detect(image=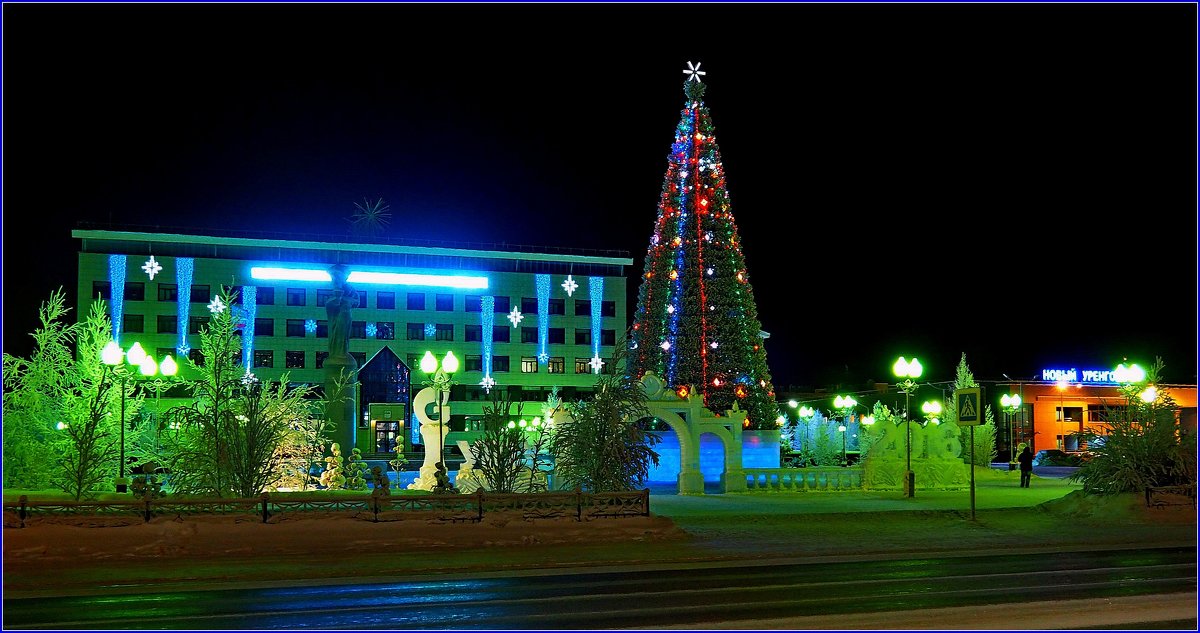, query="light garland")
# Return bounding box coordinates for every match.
[108,255,126,343]
[241,286,257,373]
[176,257,194,355]
[481,295,494,388]
[589,276,604,361]
[536,274,550,364]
